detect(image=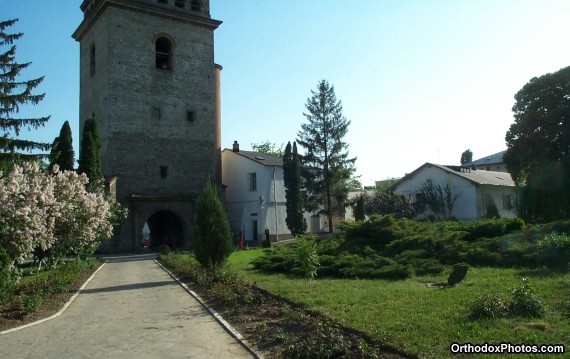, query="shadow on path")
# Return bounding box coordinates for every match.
[81,281,176,294]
